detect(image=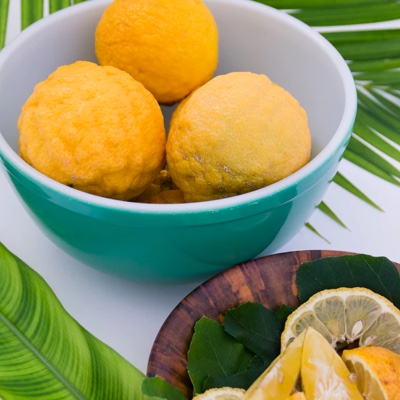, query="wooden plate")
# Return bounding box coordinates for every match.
[146,250,400,398]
